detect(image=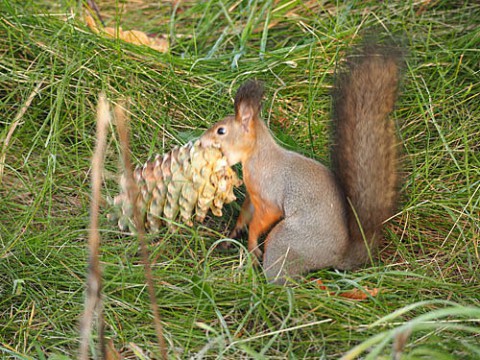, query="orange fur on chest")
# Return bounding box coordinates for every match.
[244,170,283,248]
